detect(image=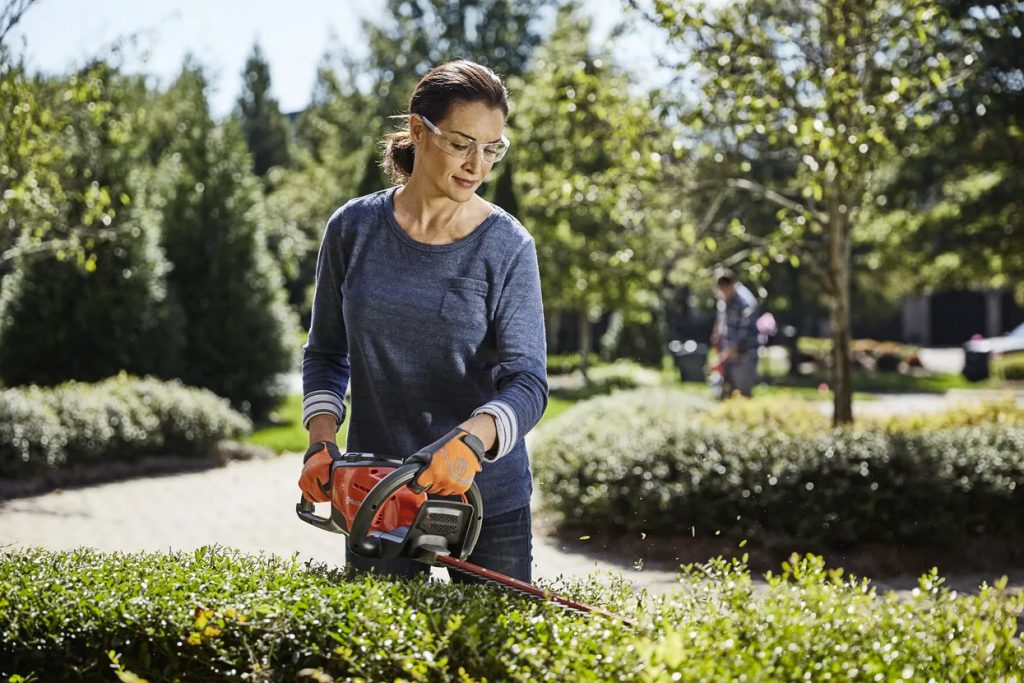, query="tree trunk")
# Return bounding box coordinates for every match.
[599,310,623,362]
[828,212,854,425]
[579,308,592,386]
[787,265,802,377]
[546,310,562,354]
